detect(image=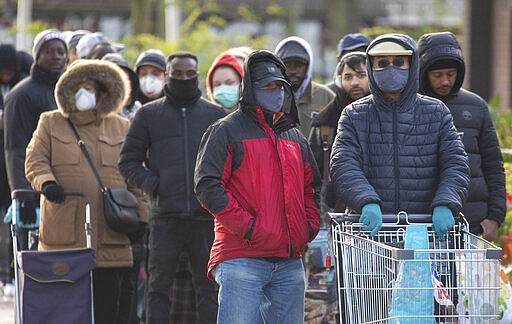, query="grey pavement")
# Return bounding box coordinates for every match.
[0,300,14,324]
